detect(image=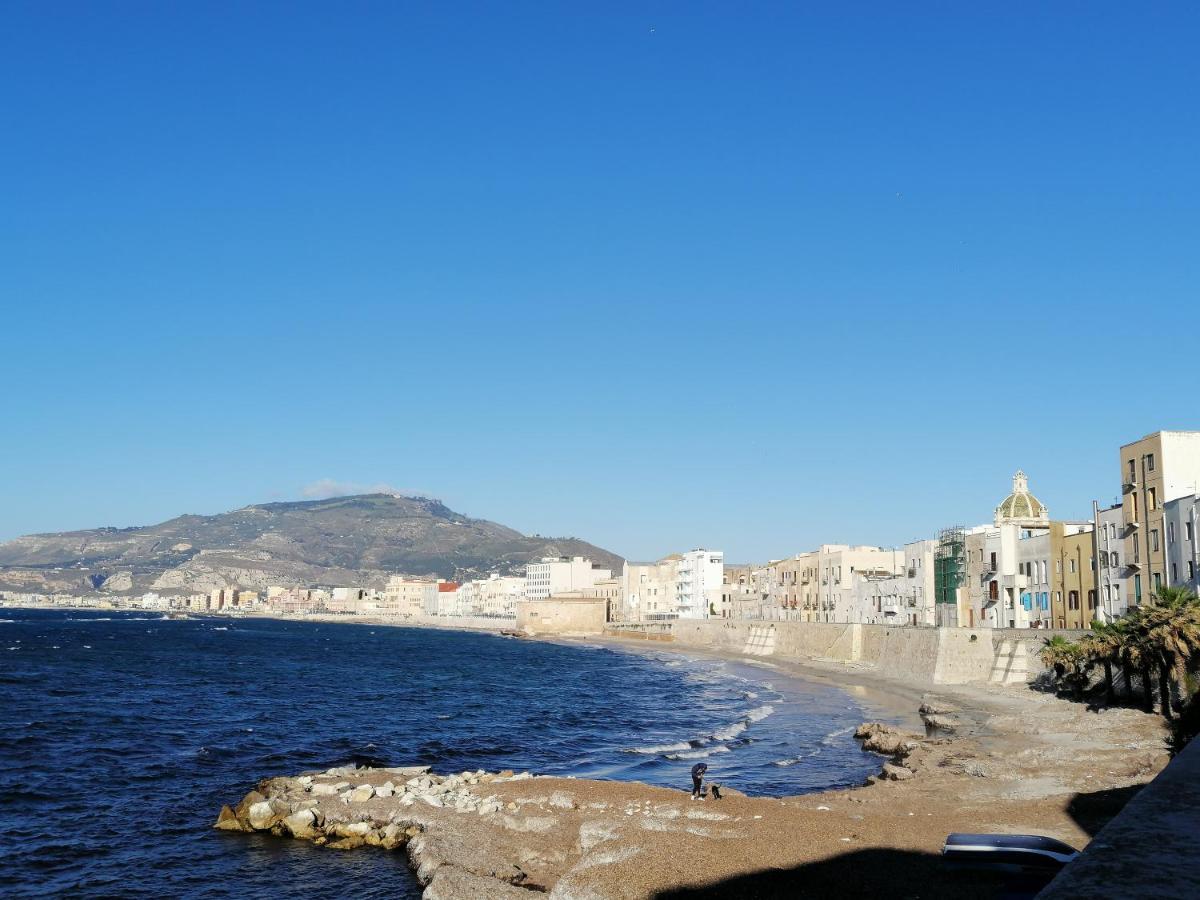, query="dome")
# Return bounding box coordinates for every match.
[995,470,1048,525]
